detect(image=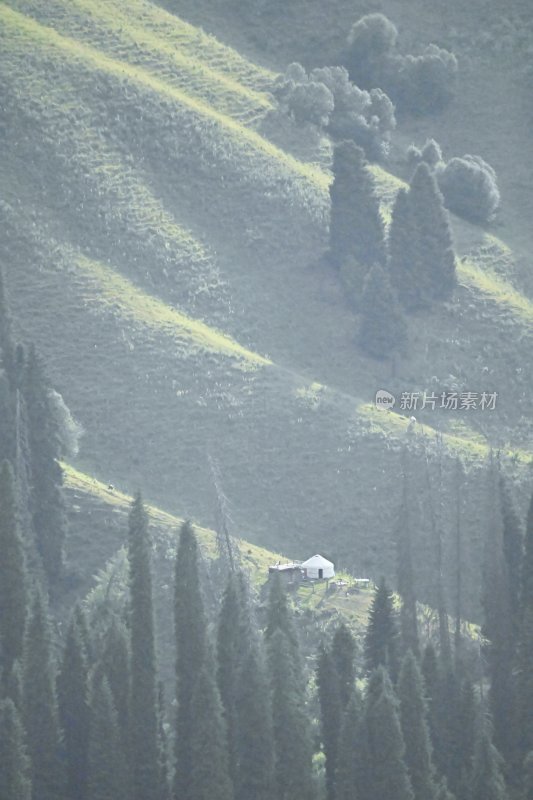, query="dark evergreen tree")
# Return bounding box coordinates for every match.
[364,580,399,679]
[22,590,65,800]
[336,690,363,800]
[265,571,299,652]
[87,674,128,800]
[358,263,407,361]
[157,682,170,800]
[398,650,437,800]
[23,345,67,585]
[127,492,160,800]
[396,470,419,658]
[517,489,533,759]
[268,628,315,800]
[408,163,456,301]
[57,615,90,800]
[329,140,385,269]
[99,618,131,743]
[317,645,343,800]
[217,574,244,784]
[234,646,275,800]
[174,521,207,800]
[0,460,28,682]
[331,623,356,708]
[0,697,32,800]
[387,187,423,309]
[190,659,233,800]
[455,680,476,795]
[364,666,414,800]
[471,718,507,800]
